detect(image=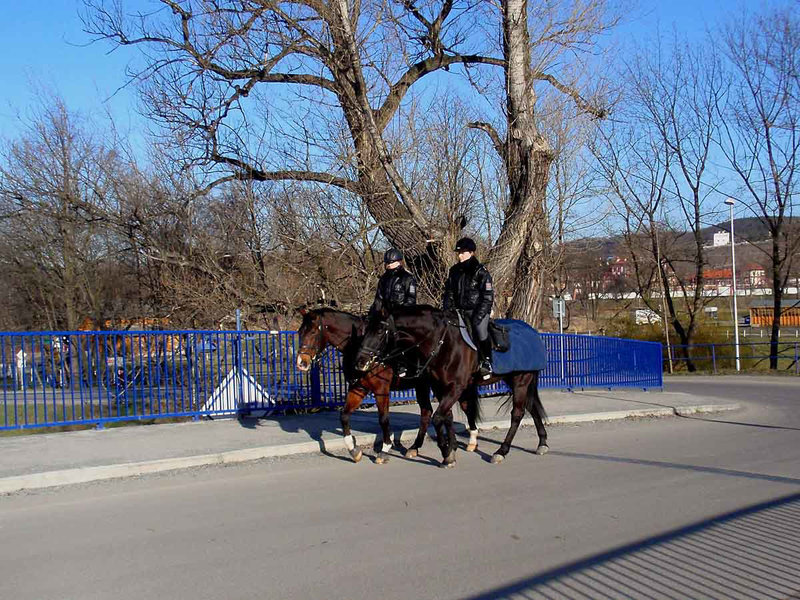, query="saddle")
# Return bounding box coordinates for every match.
[455,311,511,353]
